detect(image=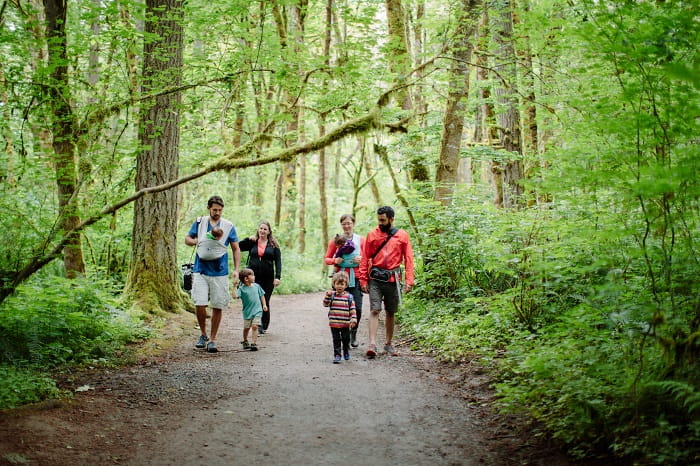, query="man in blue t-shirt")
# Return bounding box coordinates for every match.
[185,195,241,353]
